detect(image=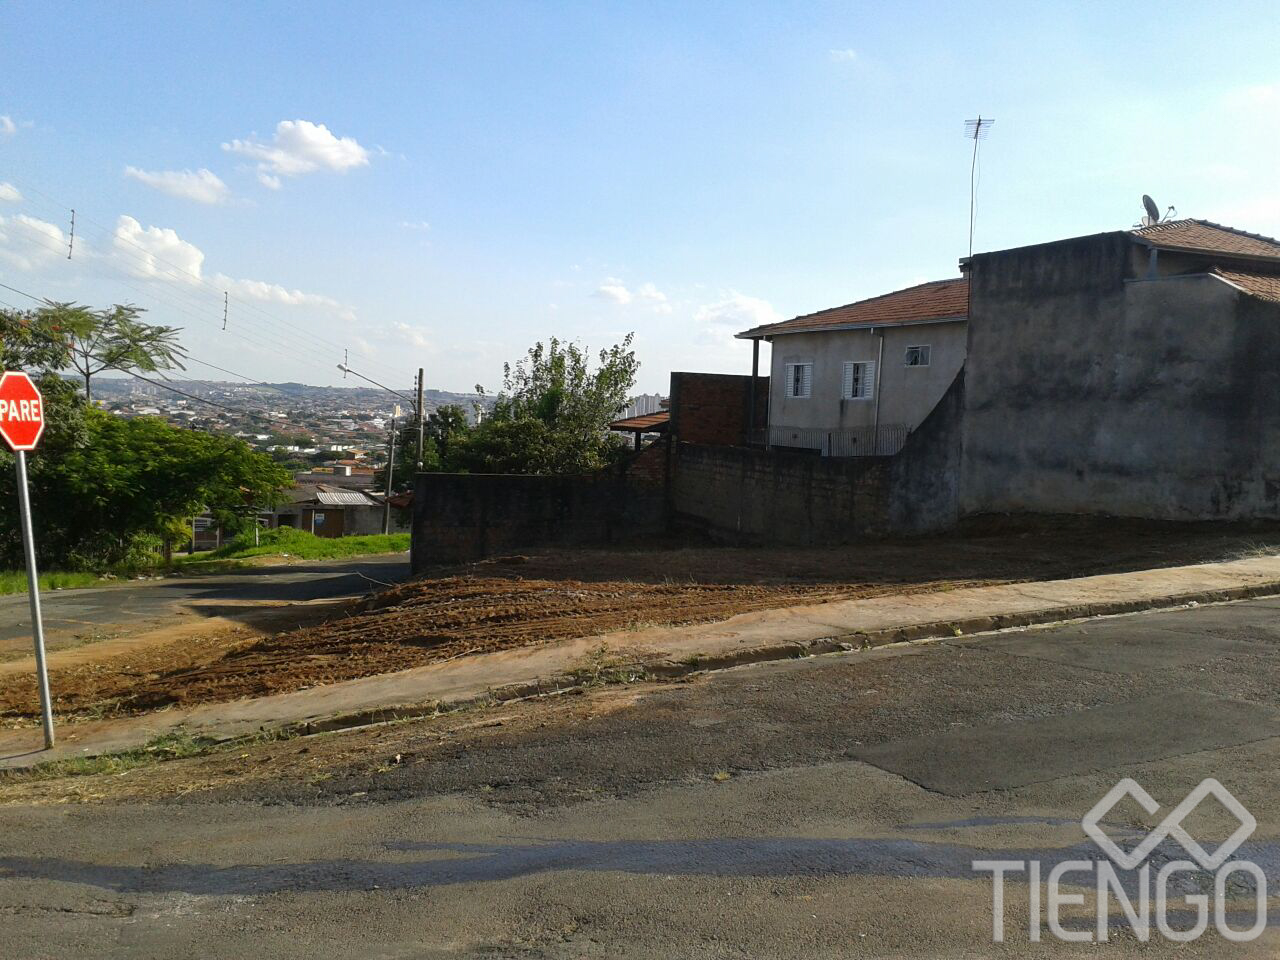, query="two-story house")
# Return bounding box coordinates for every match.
[737,277,968,456]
